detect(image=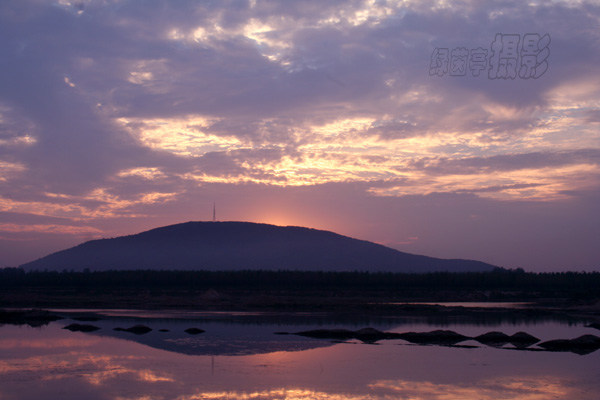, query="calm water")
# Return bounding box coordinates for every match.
[394,302,534,308]
[1,309,599,400]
